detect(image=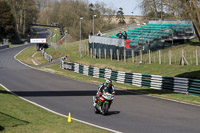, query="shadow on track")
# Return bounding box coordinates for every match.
[12,90,141,97]
[106,111,120,116]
